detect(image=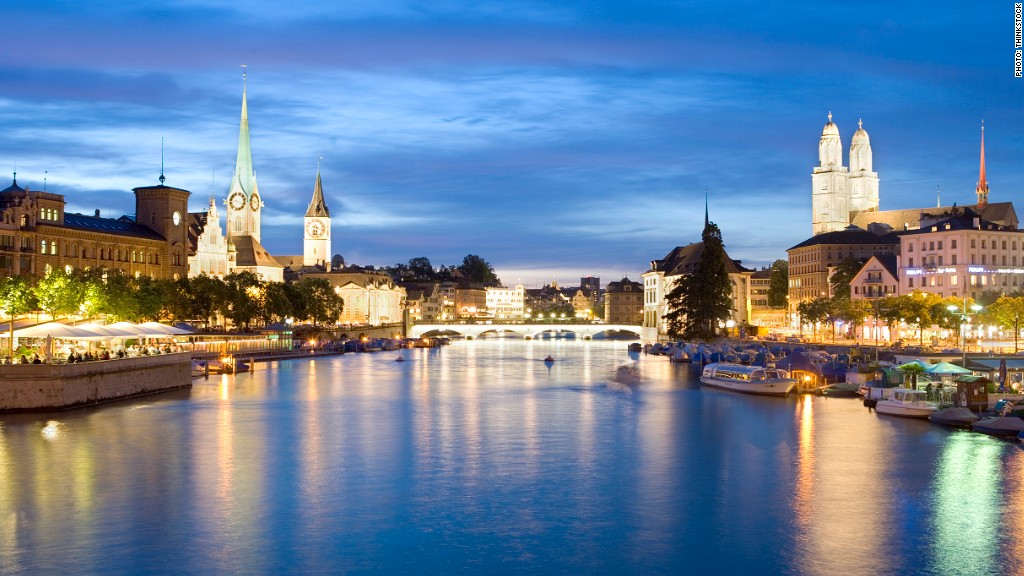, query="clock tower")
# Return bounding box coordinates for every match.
[225,67,262,243]
[303,163,331,268]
